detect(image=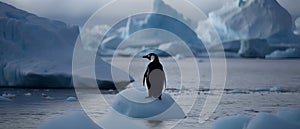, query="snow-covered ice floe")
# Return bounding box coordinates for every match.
[213,108,300,129]
[112,87,186,120]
